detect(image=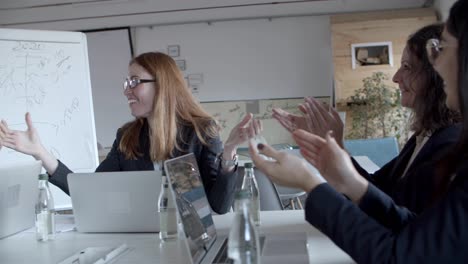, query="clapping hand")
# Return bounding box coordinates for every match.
[224,113,262,152]
[301,97,345,148]
[273,97,345,148]
[248,140,325,193]
[292,129,368,203]
[272,107,308,132]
